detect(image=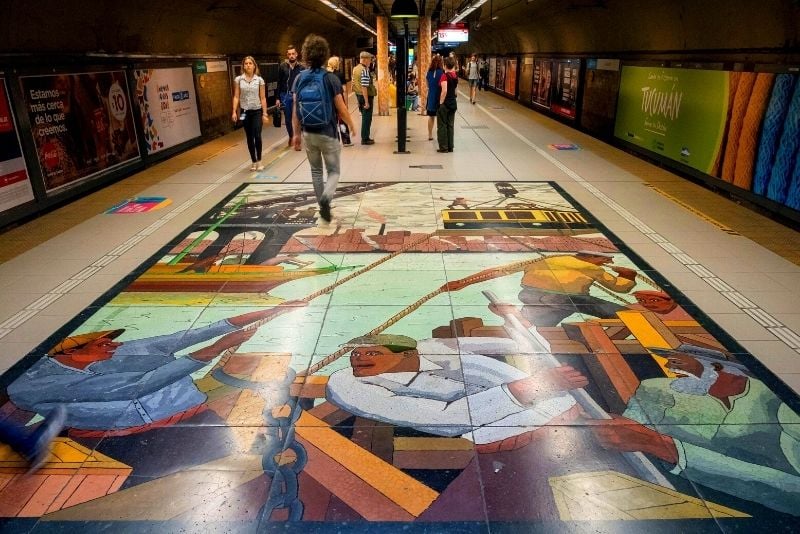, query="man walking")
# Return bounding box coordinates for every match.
[352,51,376,145]
[292,34,357,223]
[278,44,304,146]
